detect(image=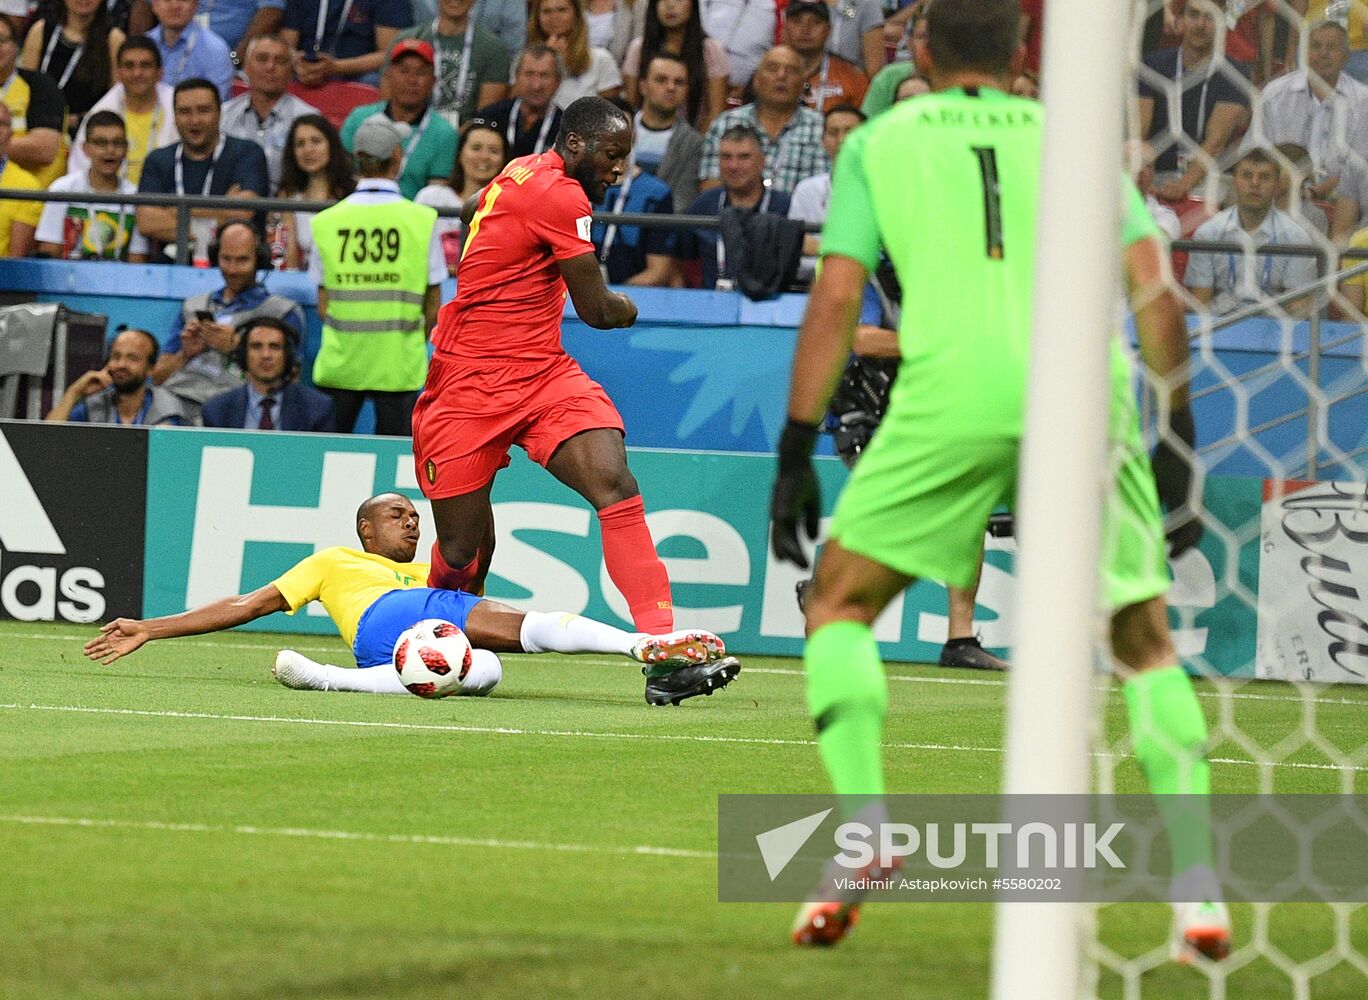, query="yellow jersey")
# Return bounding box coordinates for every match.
[272,547,430,651]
